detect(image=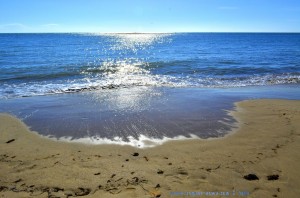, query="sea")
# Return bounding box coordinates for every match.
[1,33,300,147]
